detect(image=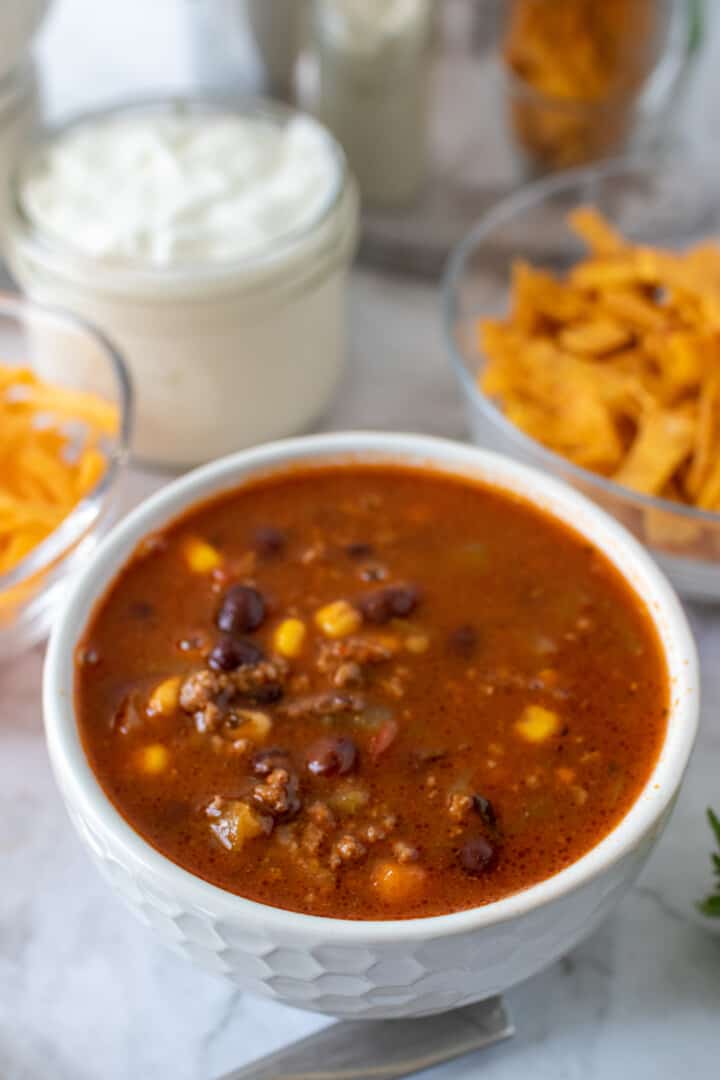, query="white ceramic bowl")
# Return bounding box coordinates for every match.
[43,433,699,1019]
